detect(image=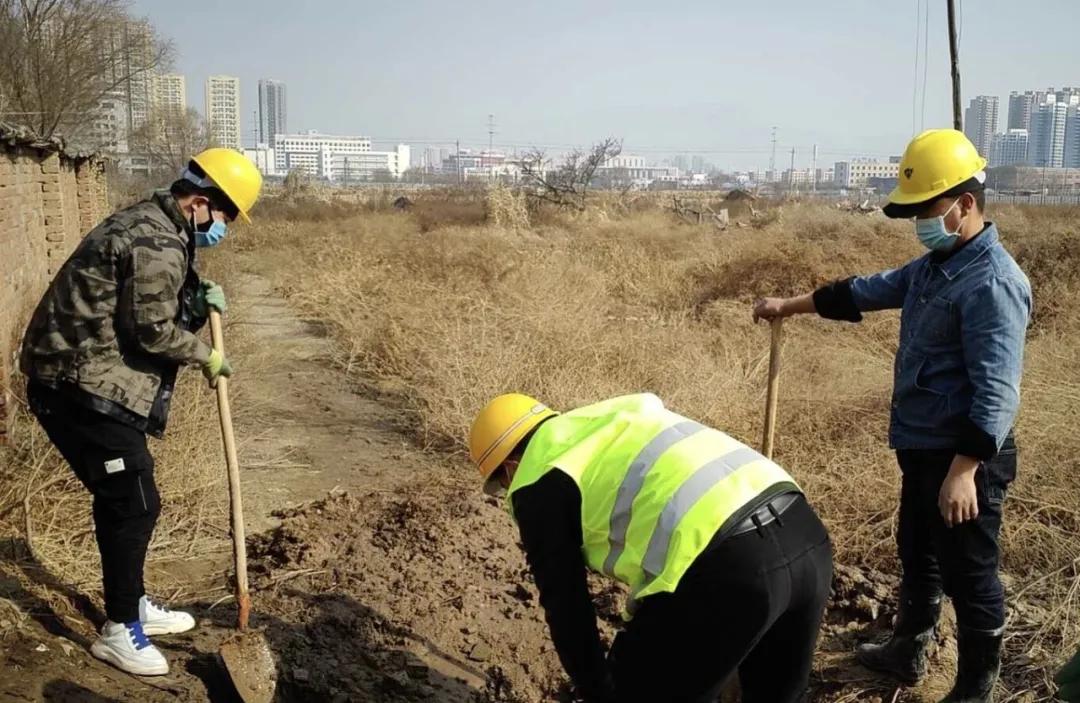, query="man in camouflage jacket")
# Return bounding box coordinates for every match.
[20,149,261,676]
